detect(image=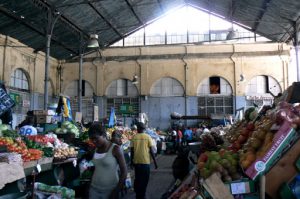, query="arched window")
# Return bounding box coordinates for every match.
[106,79,139,118]
[150,77,184,97]
[197,76,233,116]
[10,69,29,91]
[65,80,94,97]
[106,79,138,97]
[245,75,282,108]
[9,69,31,127]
